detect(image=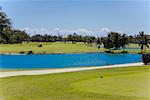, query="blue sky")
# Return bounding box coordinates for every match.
[0,0,149,36]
